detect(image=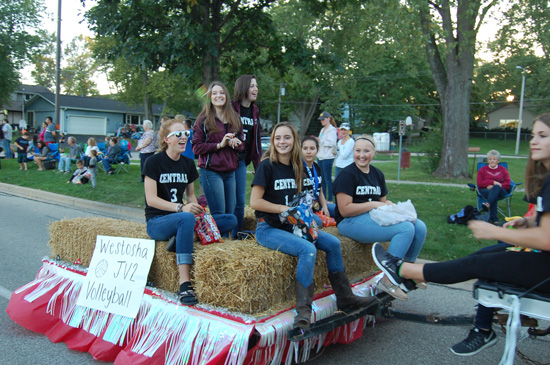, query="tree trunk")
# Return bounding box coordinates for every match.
[202,52,220,86]
[295,94,320,140]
